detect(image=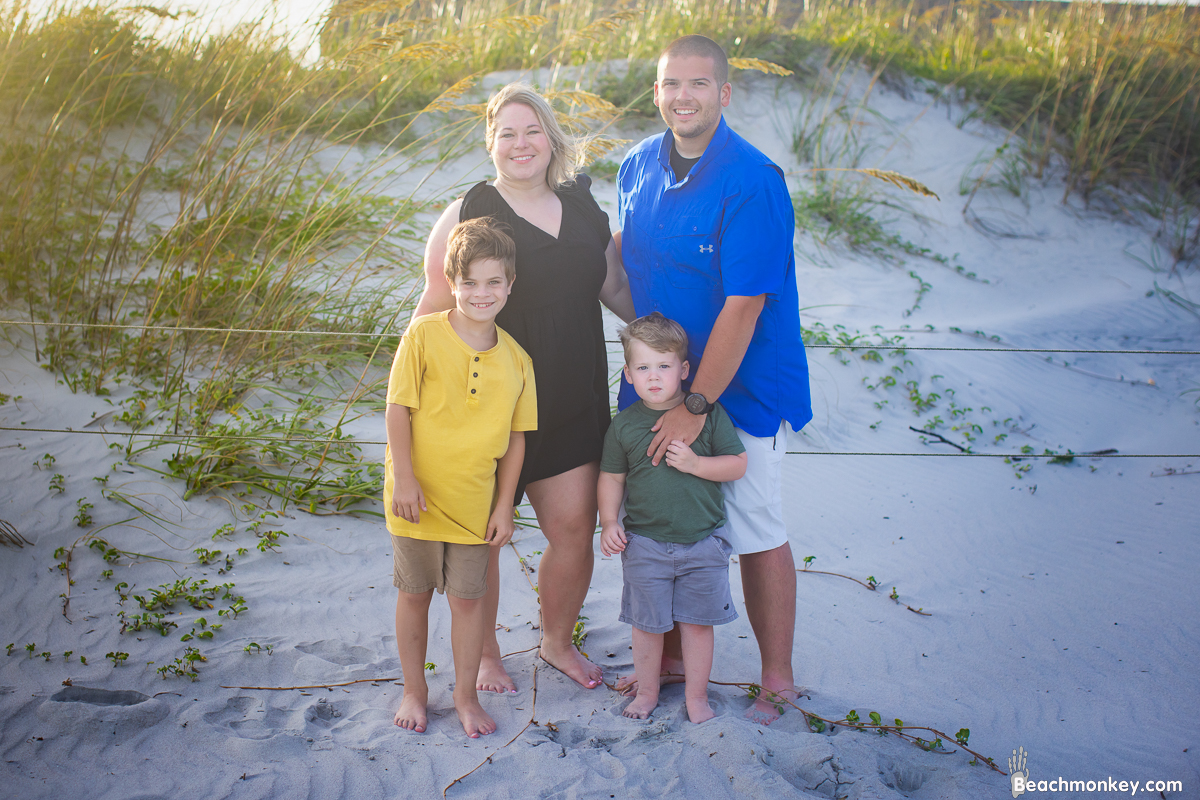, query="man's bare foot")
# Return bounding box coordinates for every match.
[476,655,517,694]
[455,697,497,739]
[393,692,428,732]
[622,693,657,720]
[614,656,685,696]
[539,644,602,689]
[686,696,715,724]
[744,685,804,726]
